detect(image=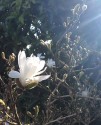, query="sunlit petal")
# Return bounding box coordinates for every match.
[35,60,45,73]
[18,51,26,69]
[33,67,47,76]
[8,70,20,78]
